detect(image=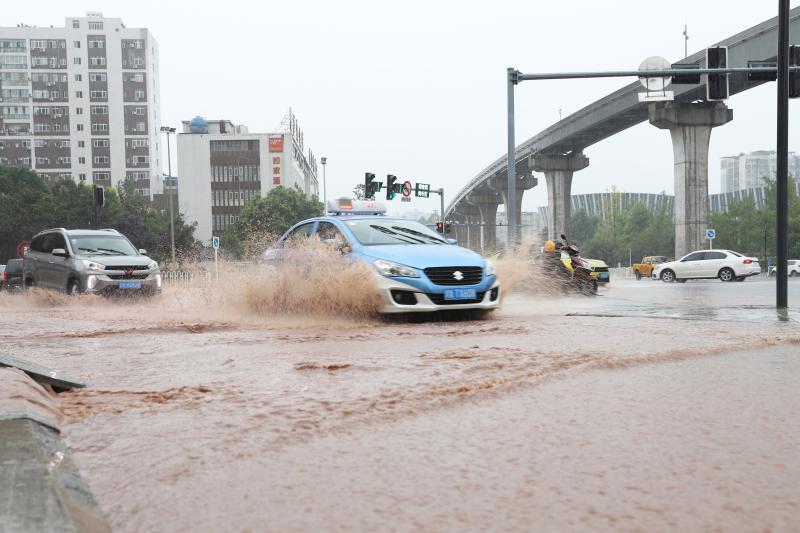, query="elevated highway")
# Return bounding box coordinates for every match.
[447,7,800,256]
